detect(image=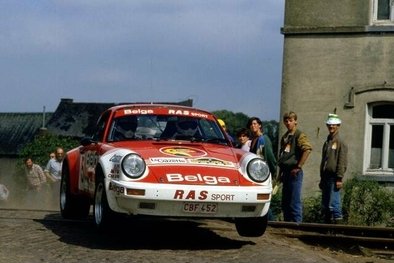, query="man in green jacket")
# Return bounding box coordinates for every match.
[278,111,312,223]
